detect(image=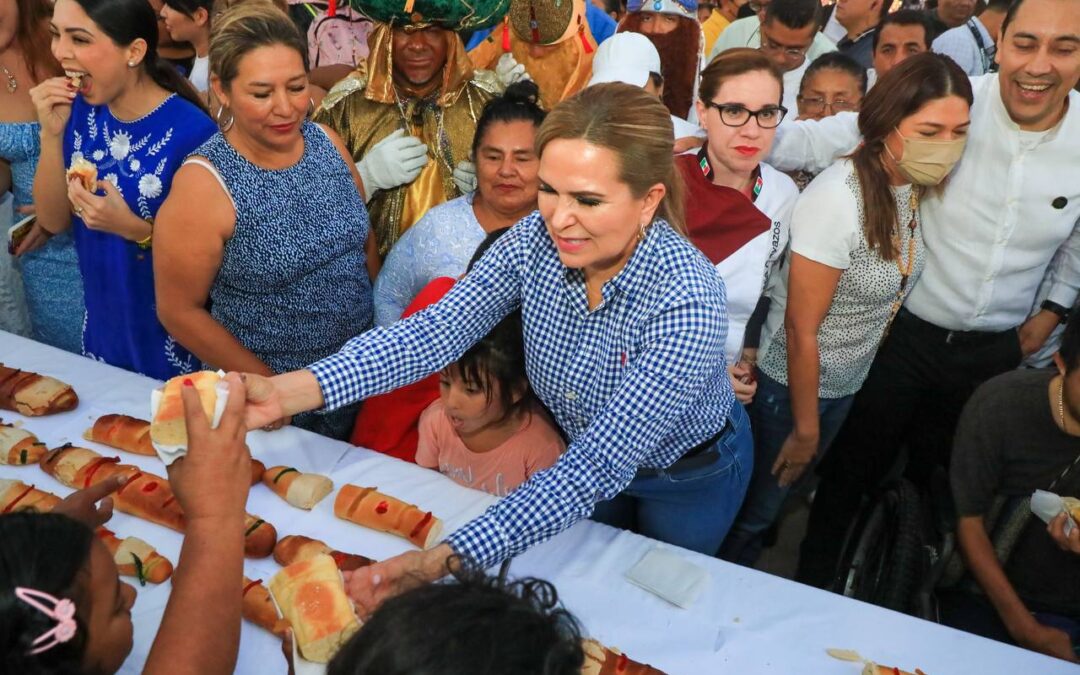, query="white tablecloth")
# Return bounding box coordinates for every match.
[1,331,1074,674]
